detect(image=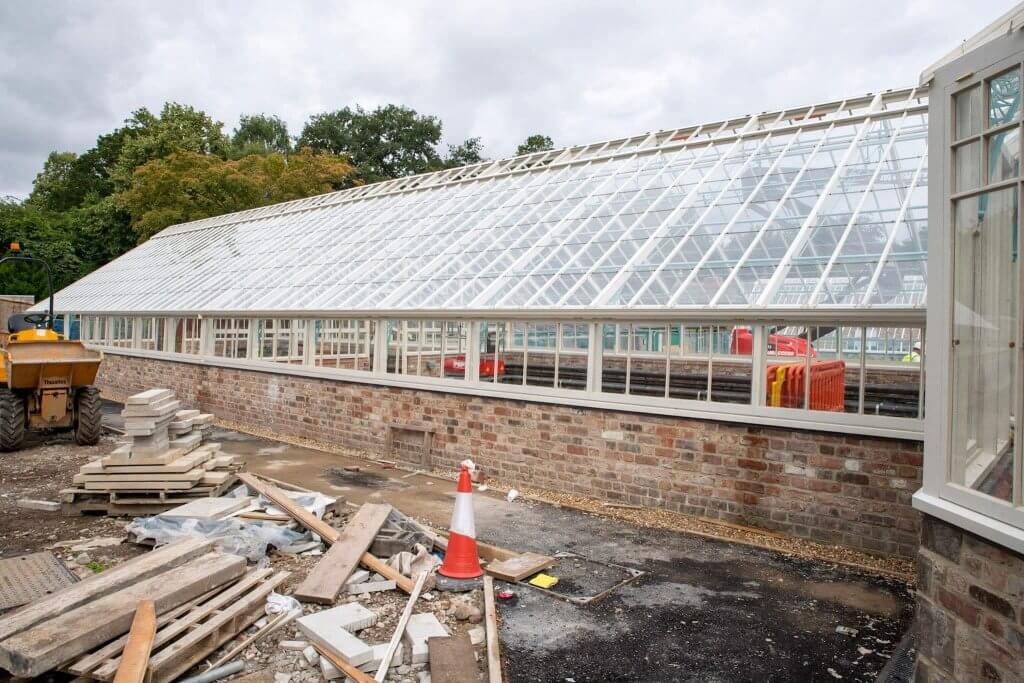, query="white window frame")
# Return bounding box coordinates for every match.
[915,31,1024,553]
